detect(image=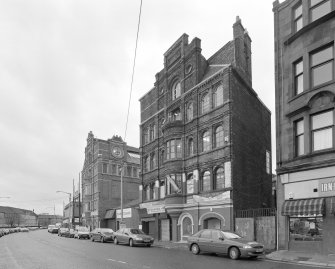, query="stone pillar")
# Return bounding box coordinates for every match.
[193,169,199,194]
